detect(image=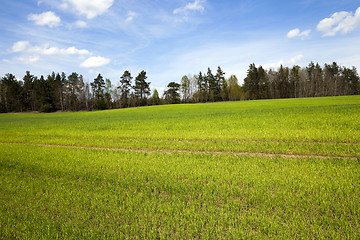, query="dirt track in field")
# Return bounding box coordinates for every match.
[1,141,358,160]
